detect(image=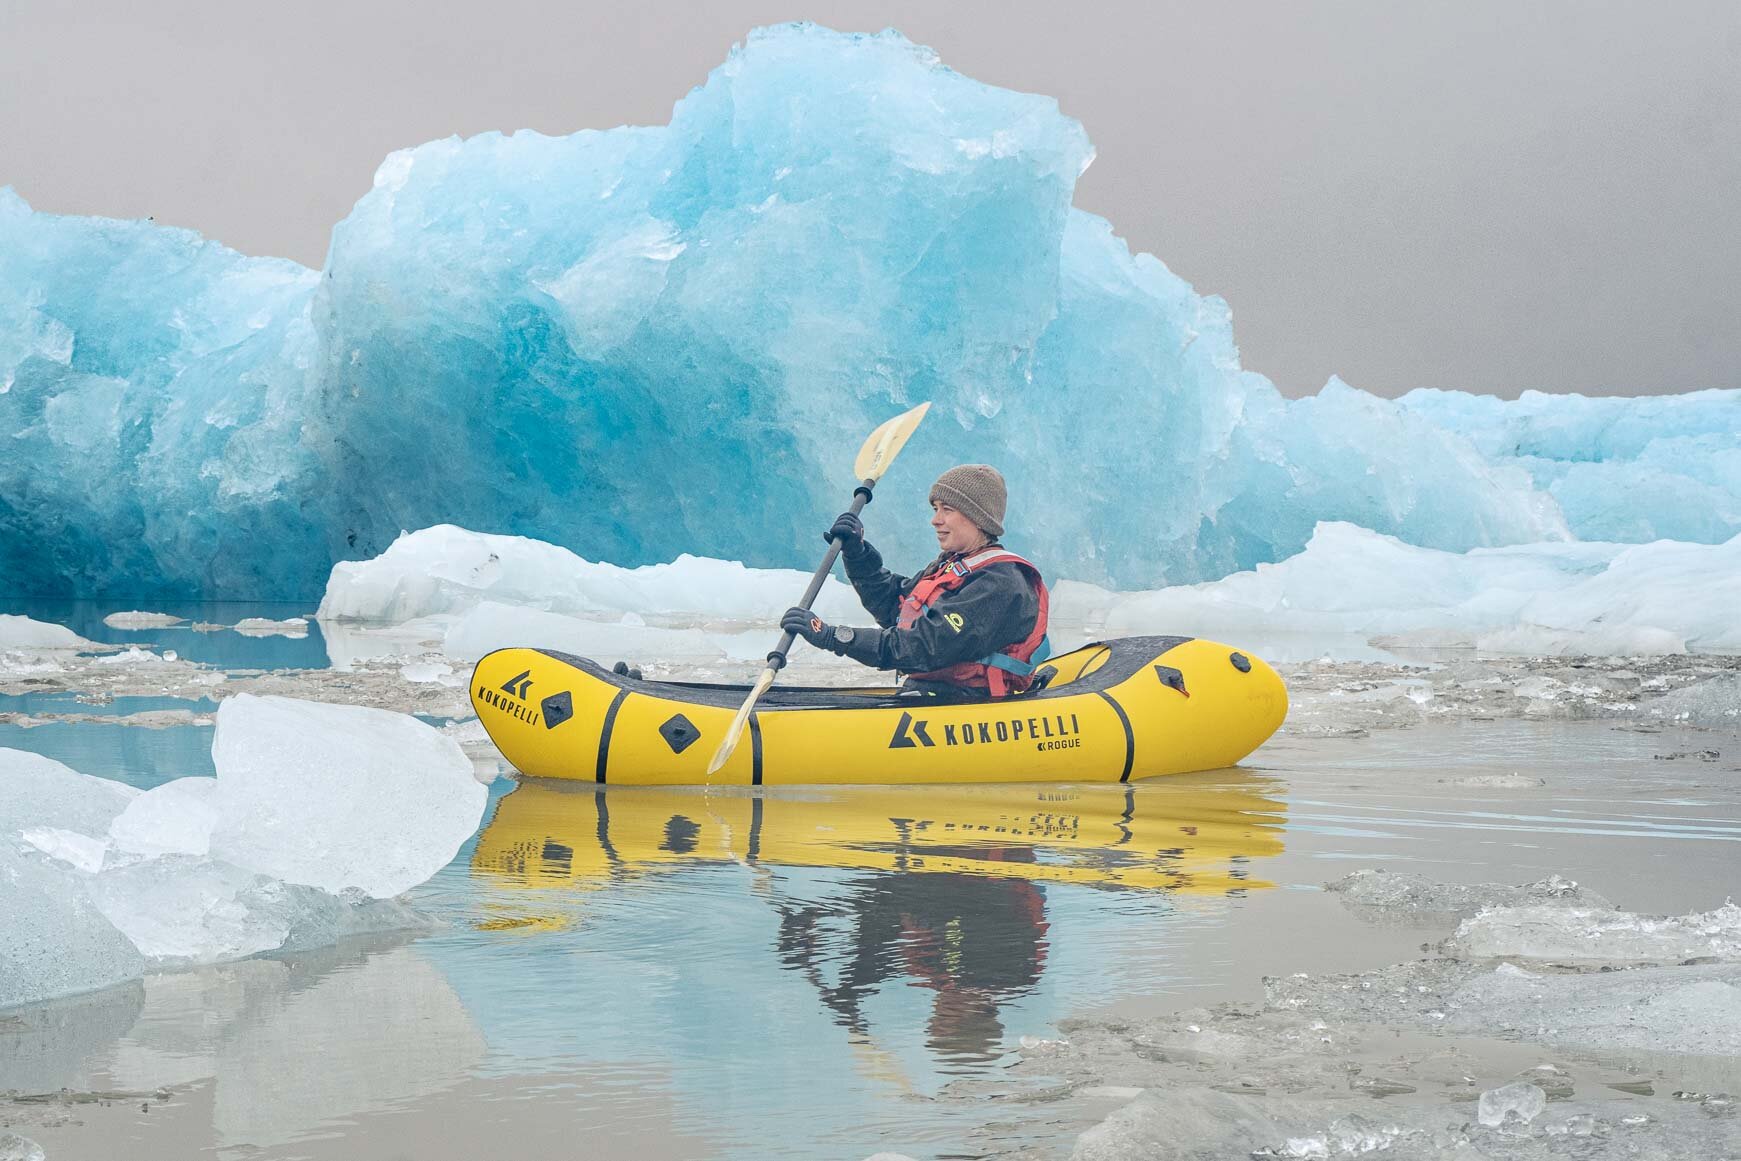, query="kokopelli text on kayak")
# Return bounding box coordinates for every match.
[476,683,542,726]
[888,710,1081,750]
